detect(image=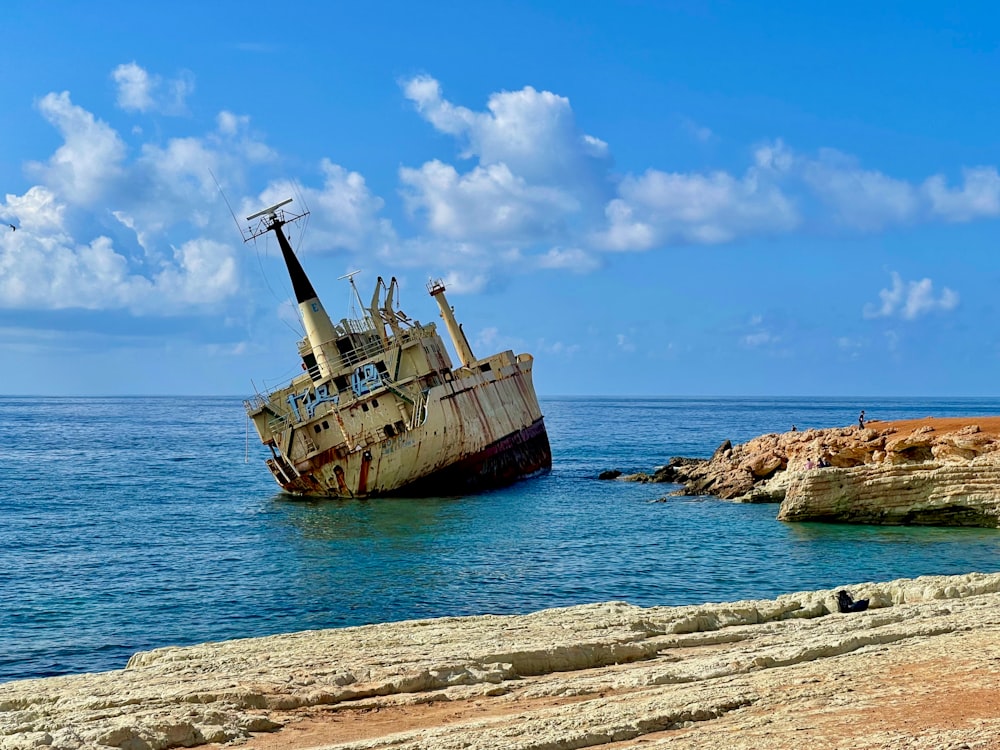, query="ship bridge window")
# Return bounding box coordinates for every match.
[361,403,369,412]
[394,420,406,434]
[313,424,322,434]
[333,375,350,392]
[479,363,492,373]
[384,423,396,438]
[372,399,379,408]
[302,353,322,381]
[335,336,357,366]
